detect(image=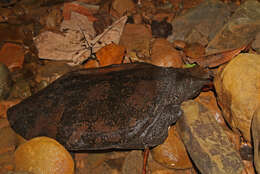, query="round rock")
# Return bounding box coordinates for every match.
[14,136,74,174]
